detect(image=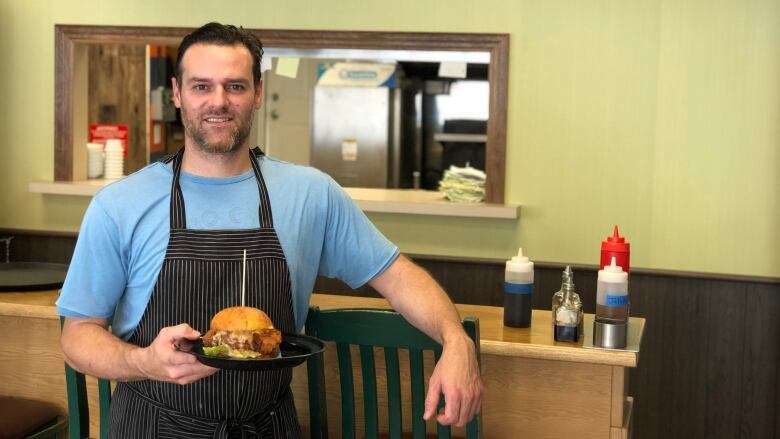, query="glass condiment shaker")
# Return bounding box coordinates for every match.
[552,266,583,342]
[551,266,572,324]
